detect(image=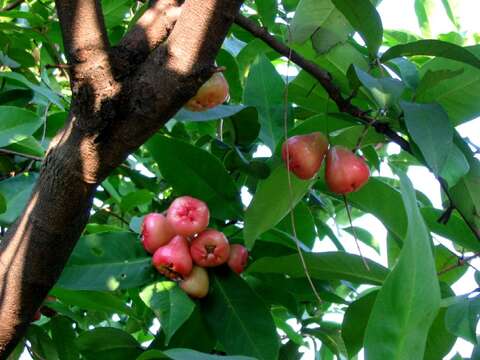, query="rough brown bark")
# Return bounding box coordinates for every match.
[0,0,243,357]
